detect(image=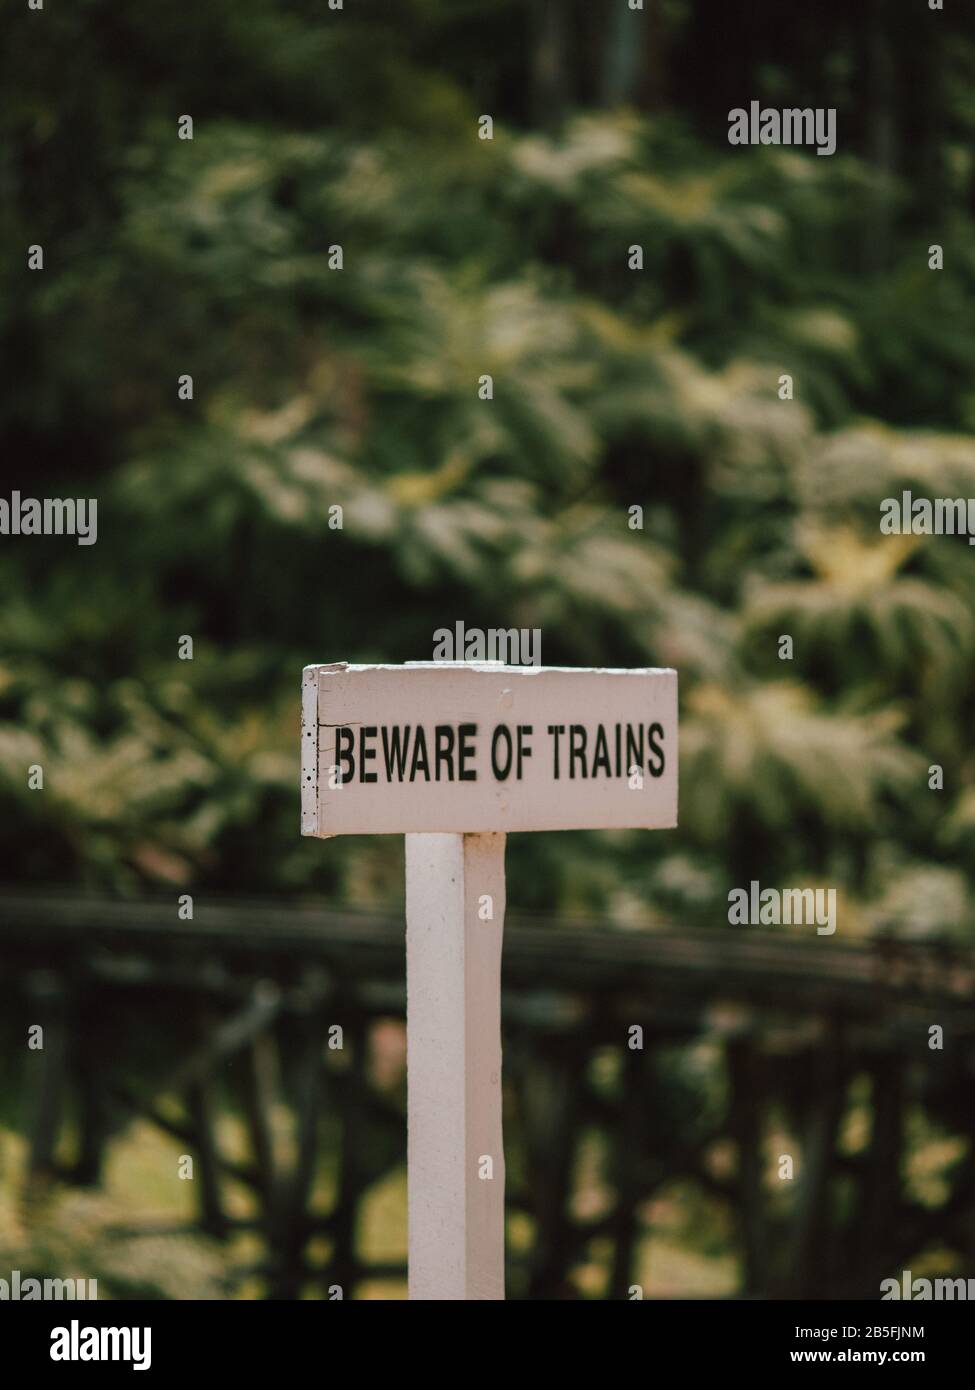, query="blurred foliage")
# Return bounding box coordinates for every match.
[1,0,975,936]
[0,1133,229,1300]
